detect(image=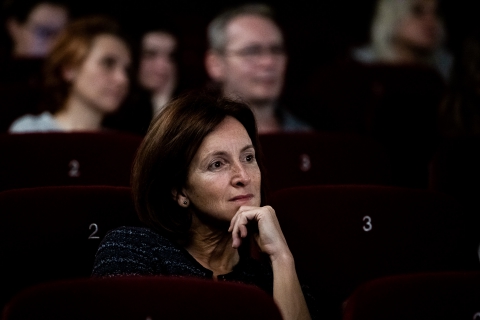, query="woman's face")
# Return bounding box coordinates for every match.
[183,116,261,223]
[67,34,131,114]
[138,31,177,94]
[9,3,68,57]
[395,0,442,51]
